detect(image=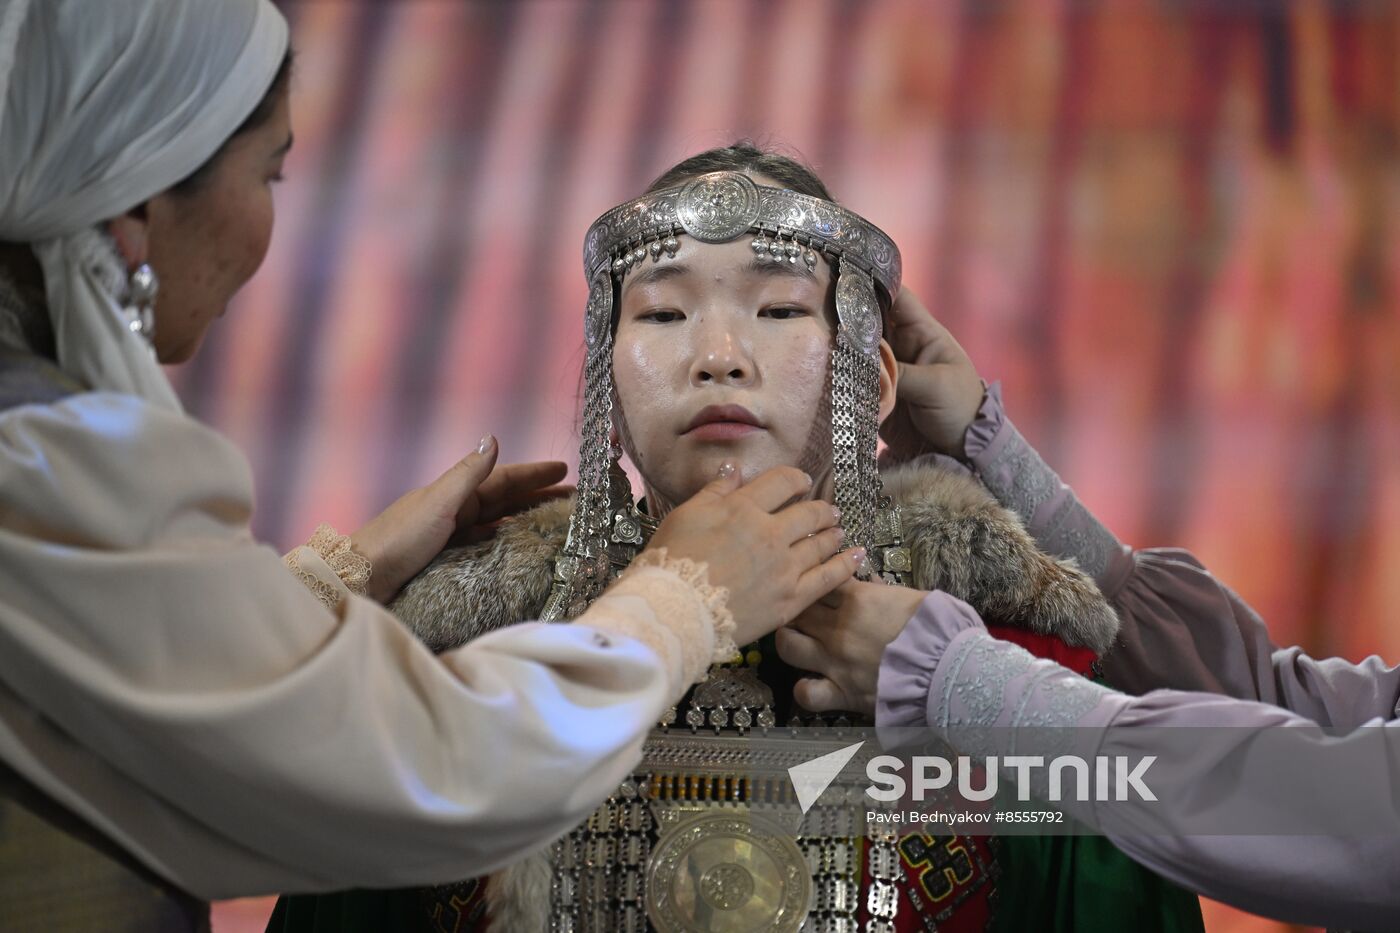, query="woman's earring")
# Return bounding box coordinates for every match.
[123,263,158,342]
